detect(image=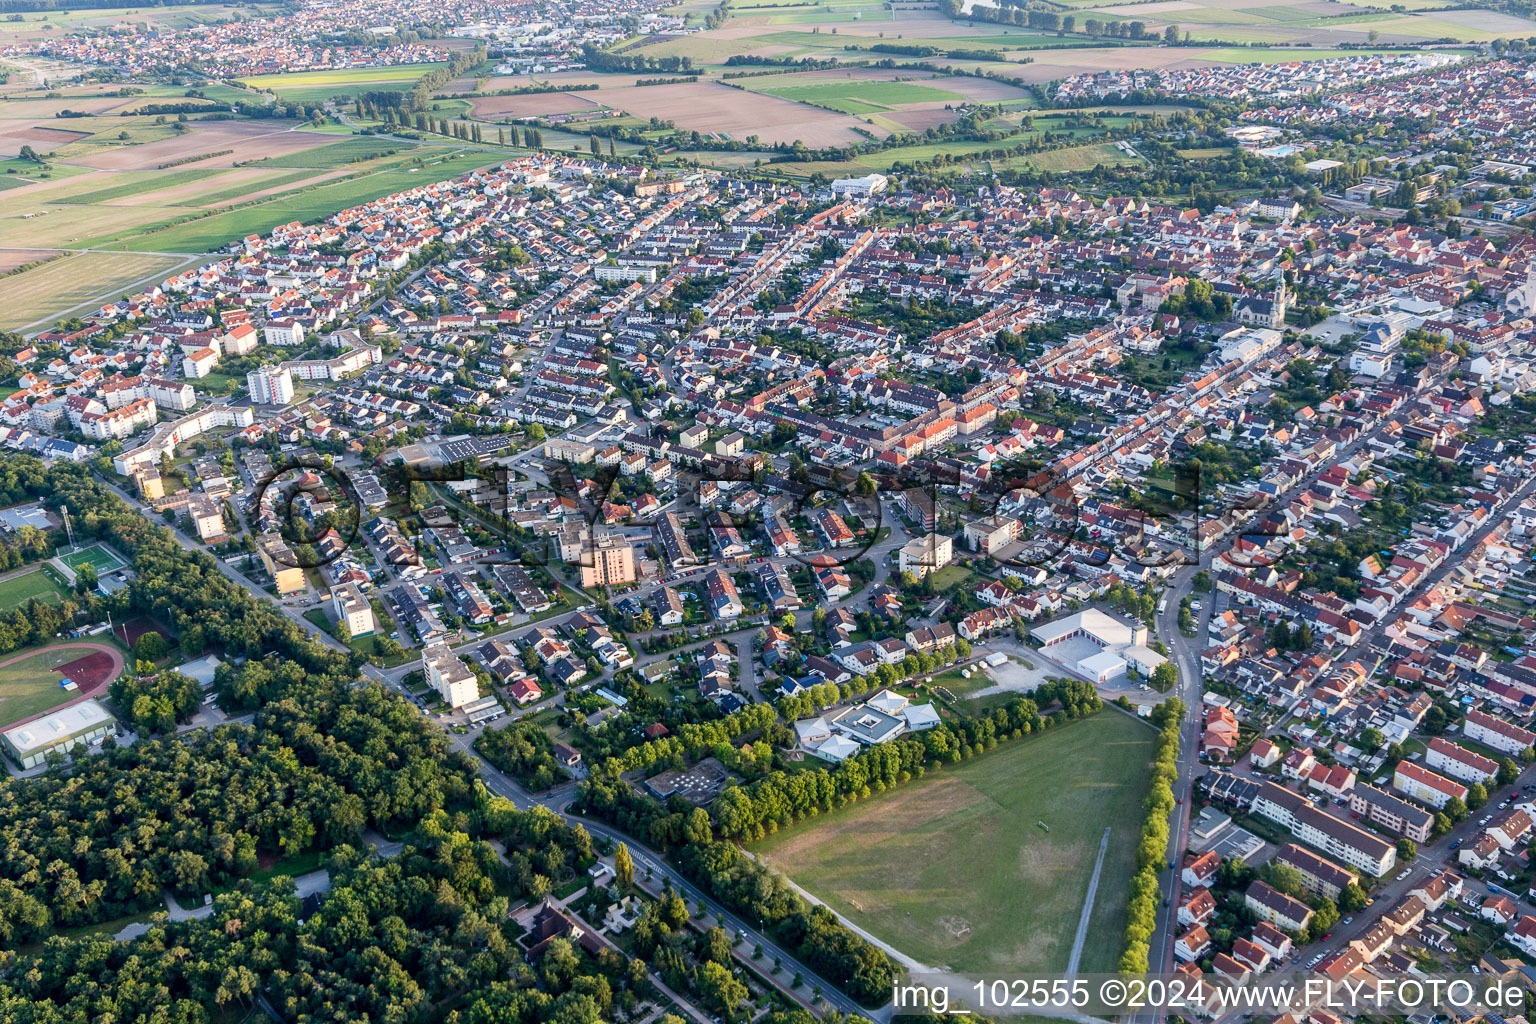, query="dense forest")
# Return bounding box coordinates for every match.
[2,803,598,1024]
[0,457,479,938]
